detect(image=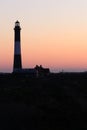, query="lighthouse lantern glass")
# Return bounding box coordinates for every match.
[15,21,20,27]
